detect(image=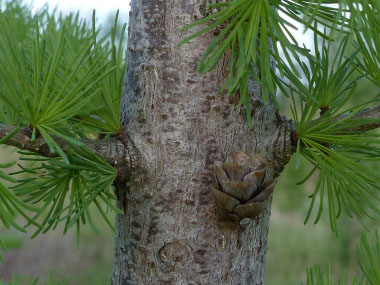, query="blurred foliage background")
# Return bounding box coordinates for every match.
[0,2,379,285]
